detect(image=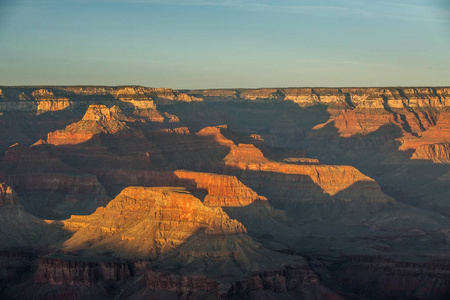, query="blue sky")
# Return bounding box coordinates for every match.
[0,0,449,88]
